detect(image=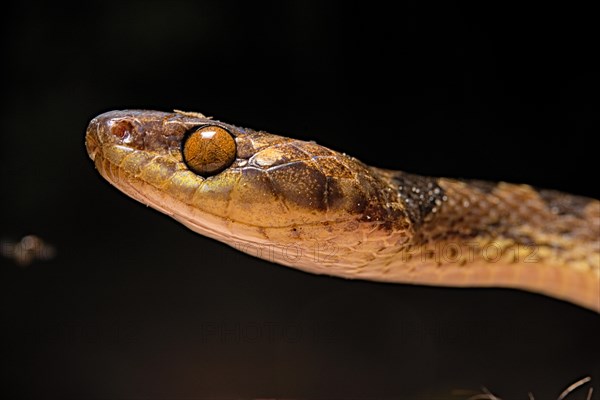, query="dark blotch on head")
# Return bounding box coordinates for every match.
[267,161,327,210]
[240,167,277,197]
[325,178,367,214]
